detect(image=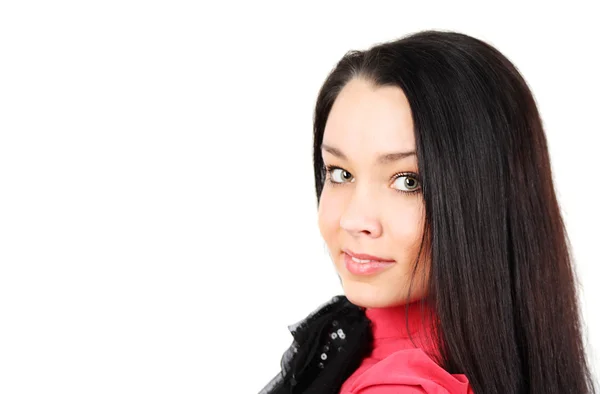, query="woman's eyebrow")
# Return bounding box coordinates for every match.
[321,143,416,164]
